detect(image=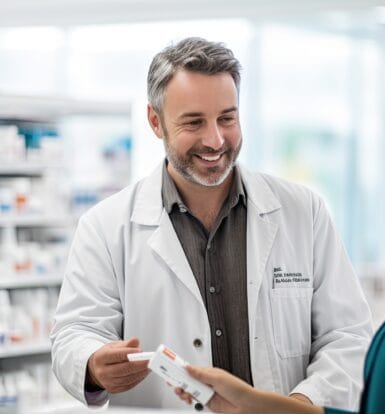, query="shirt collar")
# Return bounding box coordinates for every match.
[229,164,247,209]
[162,161,186,214]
